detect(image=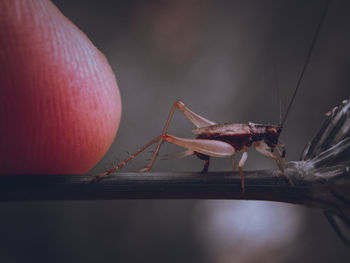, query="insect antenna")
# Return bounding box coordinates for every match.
[273,64,283,125]
[280,0,331,129]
